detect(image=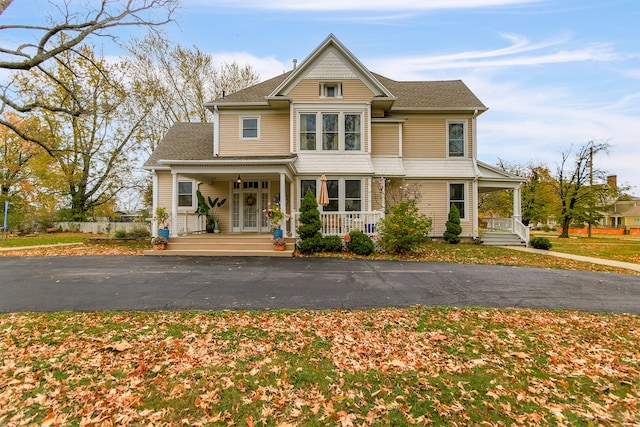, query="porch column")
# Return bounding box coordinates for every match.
[513,185,522,221]
[289,180,295,237]
[171,171,179,237]
[280,172,287,236]
[472,179,478,239]
[152,170,159,237]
